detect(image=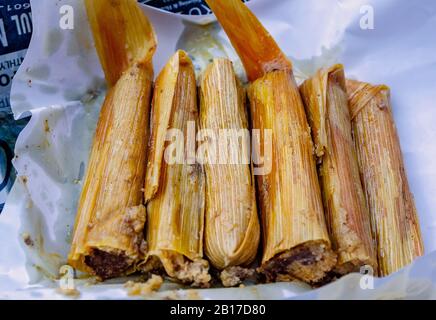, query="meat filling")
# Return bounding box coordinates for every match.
[85,249,132,280]
[260,242,337,285]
